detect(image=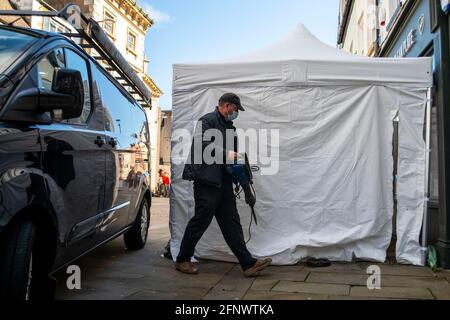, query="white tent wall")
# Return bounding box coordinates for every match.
[396,88,429,265]
[170,85,427,265]
[169,25,433,266]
